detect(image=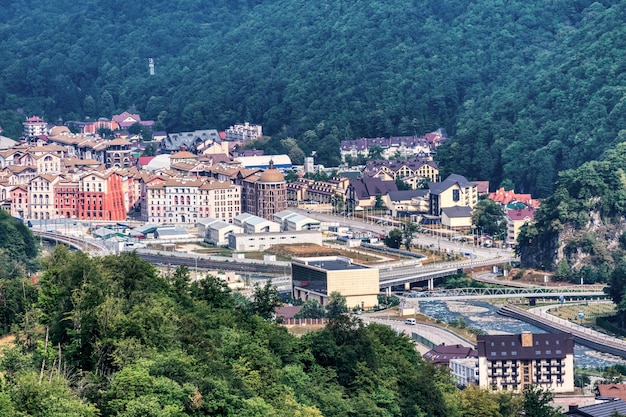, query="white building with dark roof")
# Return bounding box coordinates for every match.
[428,174,478,217]
[441,206,472,229]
